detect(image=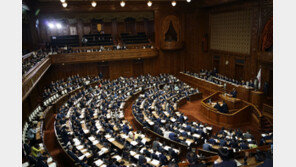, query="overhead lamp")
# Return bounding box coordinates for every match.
[60,0,66,3]
[62,2,68,8]
[56,23,62,29]
[48,23,55,29]
[91,1,97,7]
[186,0,191,2]
[120,1,125,7]
[147,1,152,7]
[171,1,177,7]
